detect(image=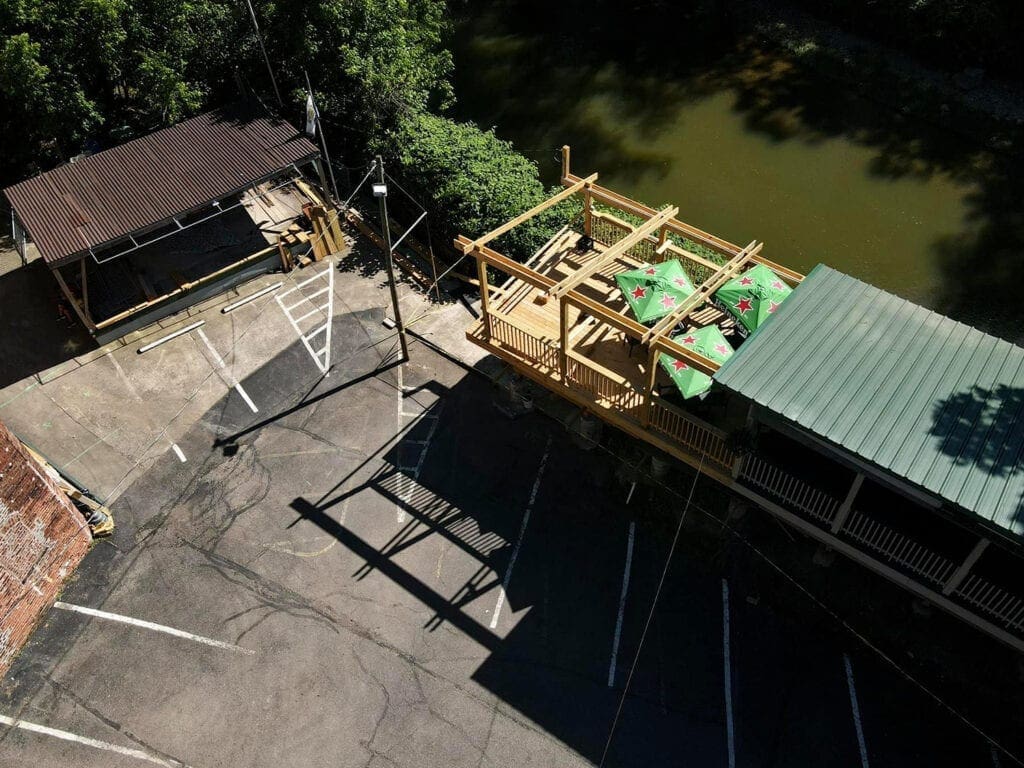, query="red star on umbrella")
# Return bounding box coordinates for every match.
[644,266,658,275]
[771,280,785,290]
[768,300,781,314]
[659,293,676,309]
[682,335,697,345]
[714,343,729,356]
[673,277,690,287]
[631,285,647,300]
[671,359,688,371]
[739,276,754,286]
[735,296,754,314]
